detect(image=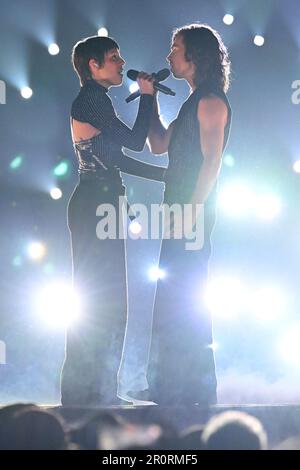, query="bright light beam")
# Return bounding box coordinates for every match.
[218,183,254,217]
[27,242,47,261]
[249,286,287,322]
[205,276,246,319]
[254,194,282,220]
[35,282,80,329]
[278,325,300,365]
[148,266,166,281]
